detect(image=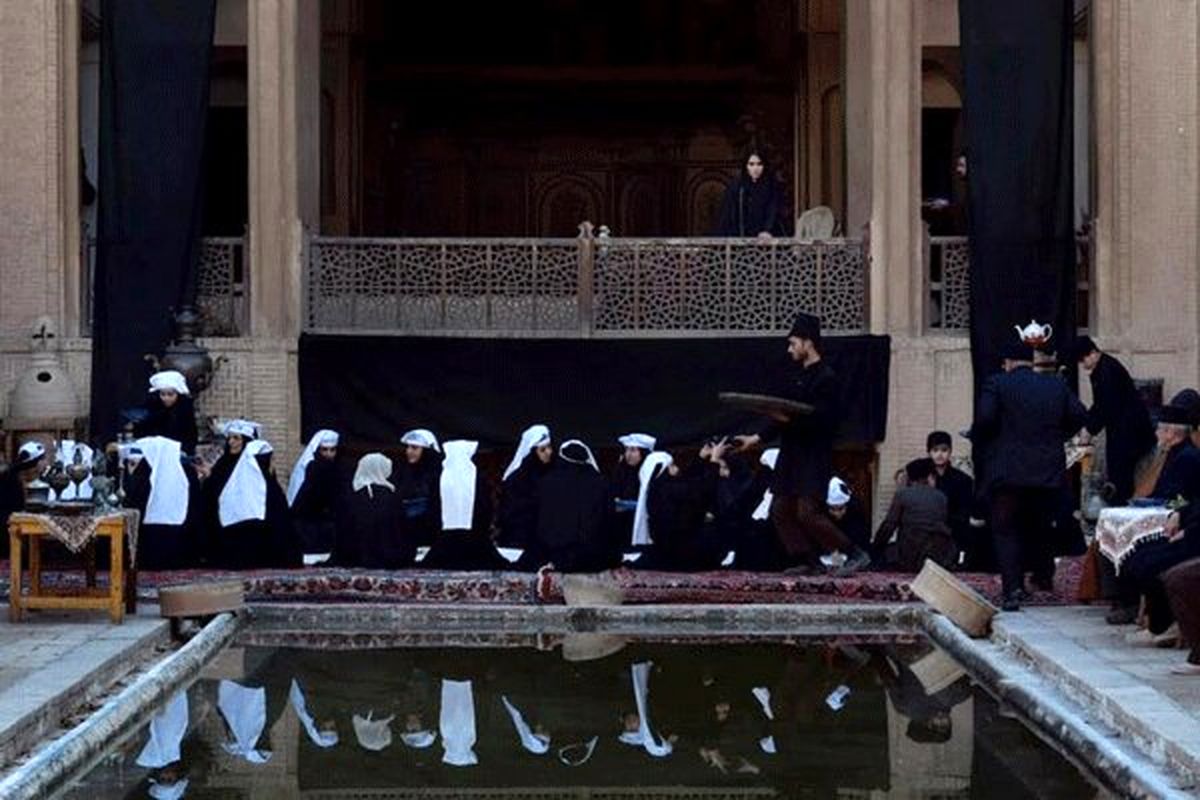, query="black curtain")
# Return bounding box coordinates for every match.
[959,0,1074,389]
[90,1,216,441]
[298,334,890,449]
